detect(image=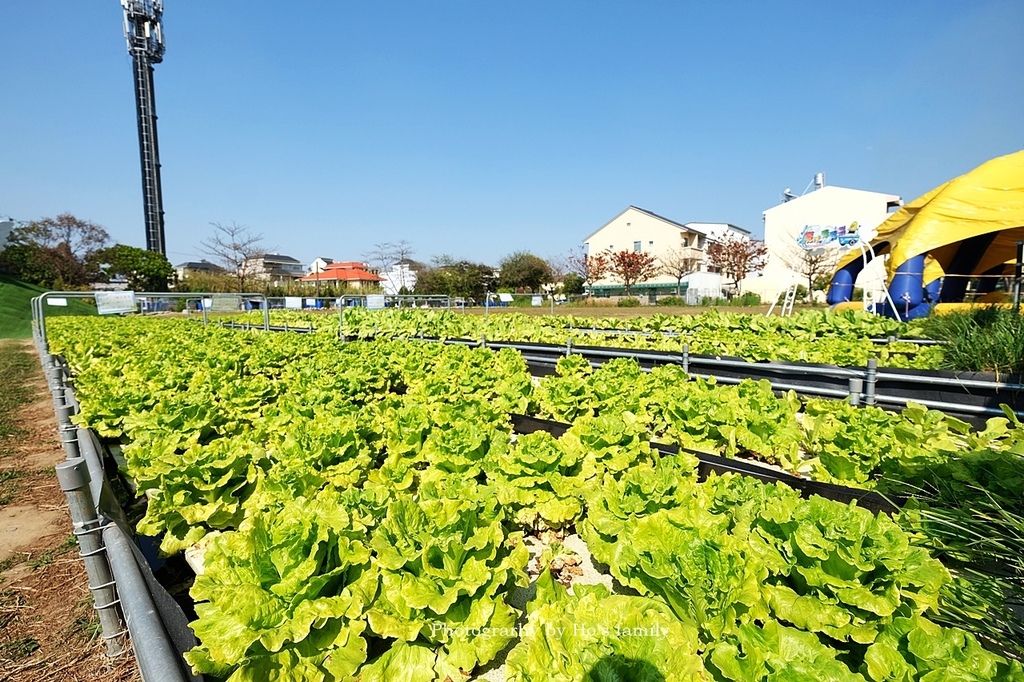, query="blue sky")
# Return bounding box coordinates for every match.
[2,1,1022,268]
